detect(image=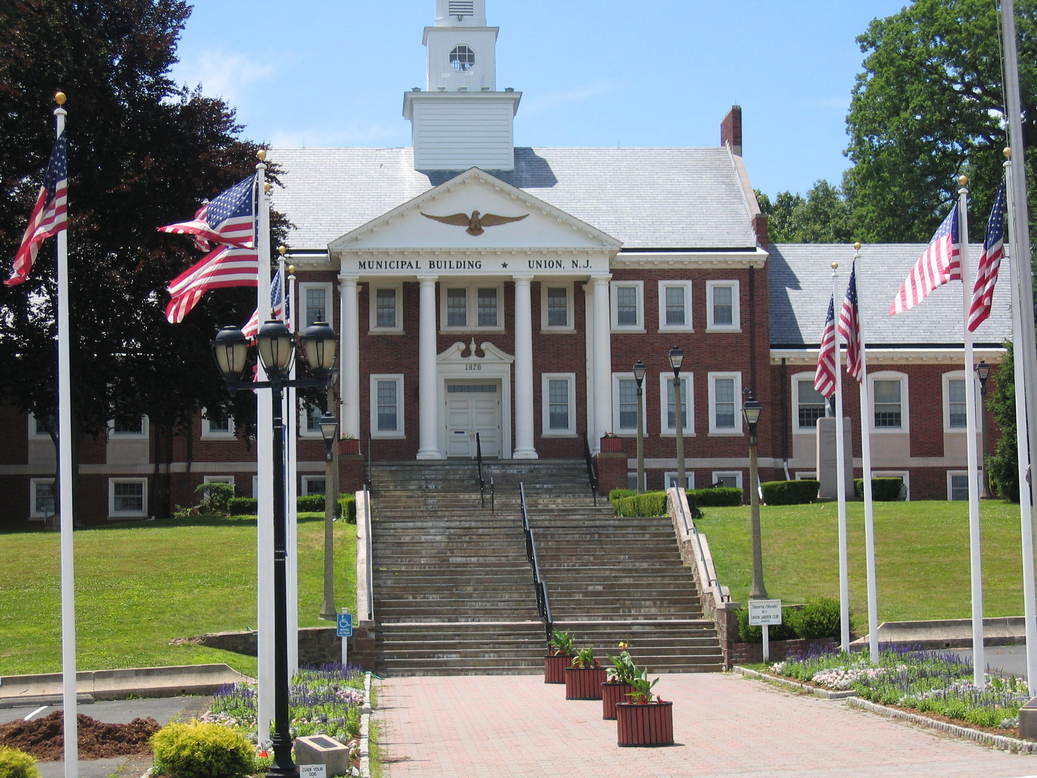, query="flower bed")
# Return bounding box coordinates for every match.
[768,647,1028,732]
